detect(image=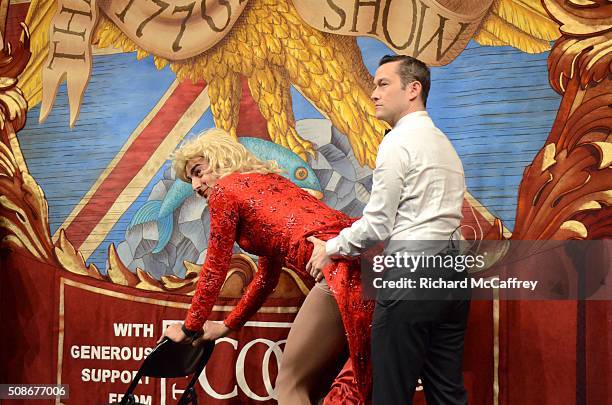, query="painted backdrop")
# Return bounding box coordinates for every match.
[1,0,610,404]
